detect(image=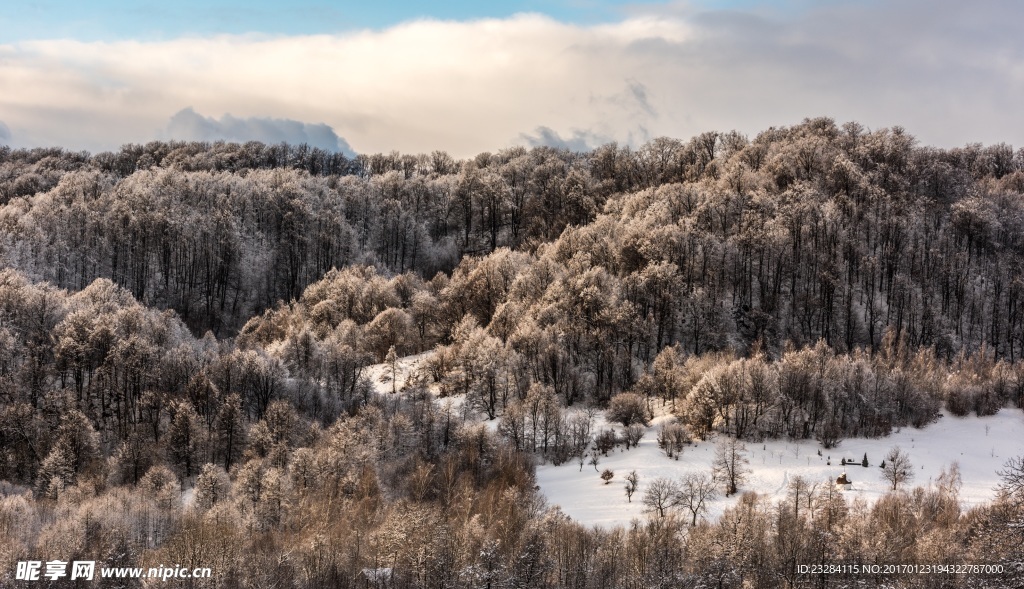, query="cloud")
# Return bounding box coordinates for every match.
[165,108,354,155]
[0,120,9,142]
[519,126,613,152]
[0,2,1021,156]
